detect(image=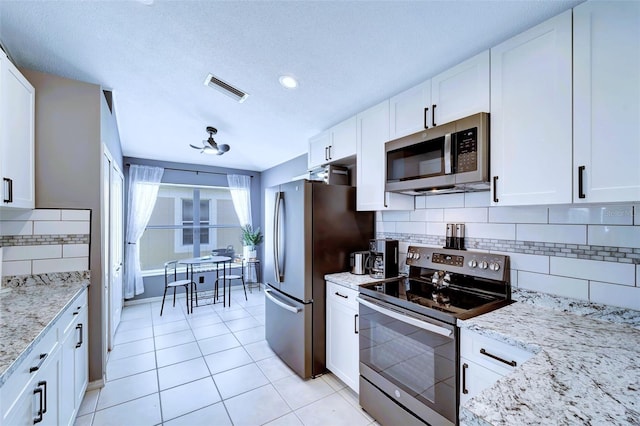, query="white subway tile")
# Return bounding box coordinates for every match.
[3,245,62,261]
[444,207,488,223]
[464,191,491,208]
[489,206,548,224]
[0,221,33,236]
[490,251,549,274]
[518,271,589,301]
[516,224,586,244]
[376,221,396,234]
[399,241,411,254]
[62,210,91,221]
[32,257,88,274]
[634,204,640,225]
[0,209,61,221]
[3,260,32,276]
[426,222,447,236]
[588,225,640,249]
[550,257,636,286]
[415,196,426,209]
[396,221,426,235]
[549,205,634,225]
[589,281,640,311]
[424,193,464,209]
[381,211,411,222]
[33,221,90,235]
[464,223,516,240]
[375,212,383,221]
[426,209,444,222]
[510,270,518,287]
[63,244,89,258]
[410,209,429,222]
